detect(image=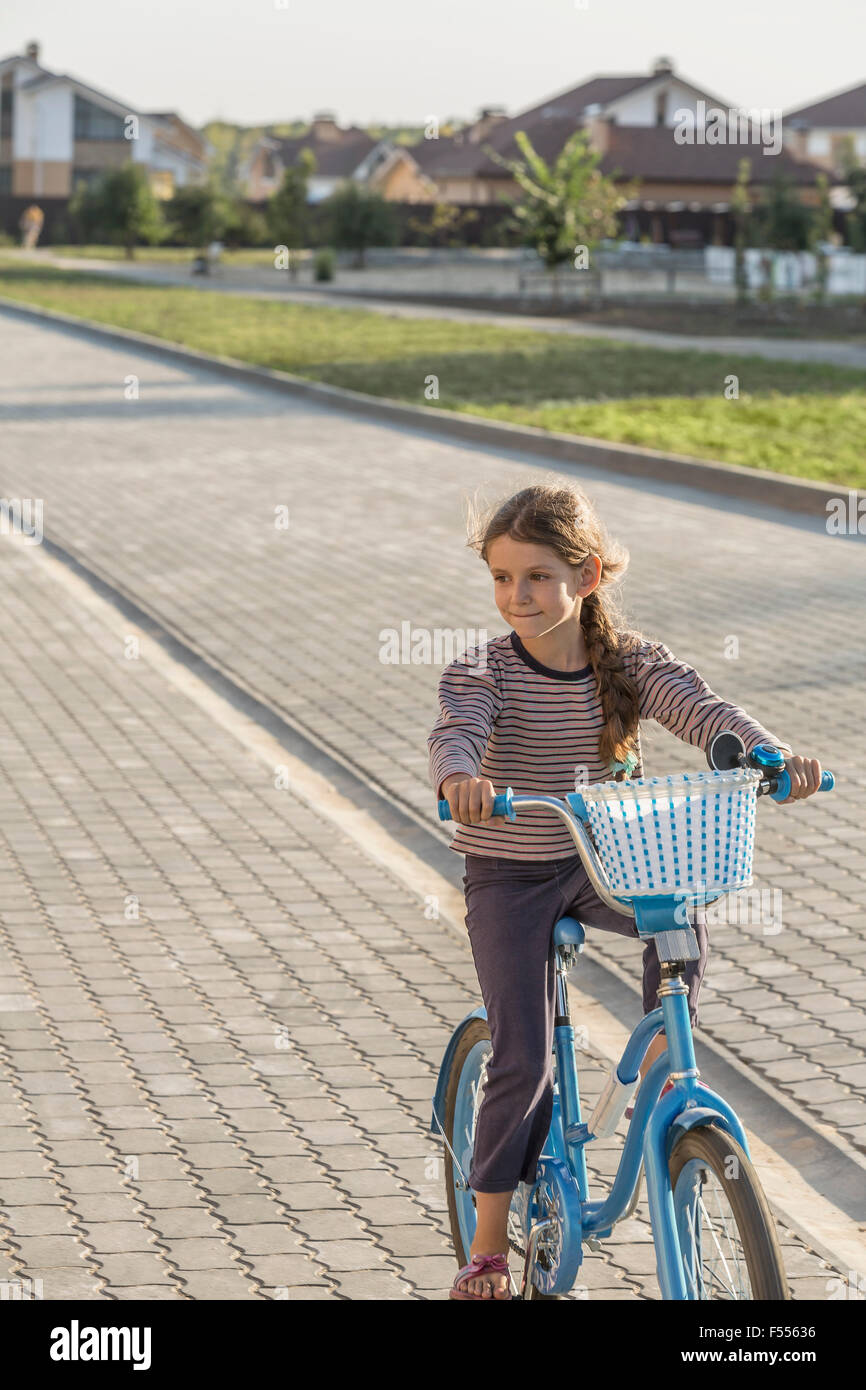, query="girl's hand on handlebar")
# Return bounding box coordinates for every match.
[776,755,823,804]
[440,775,507,826]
